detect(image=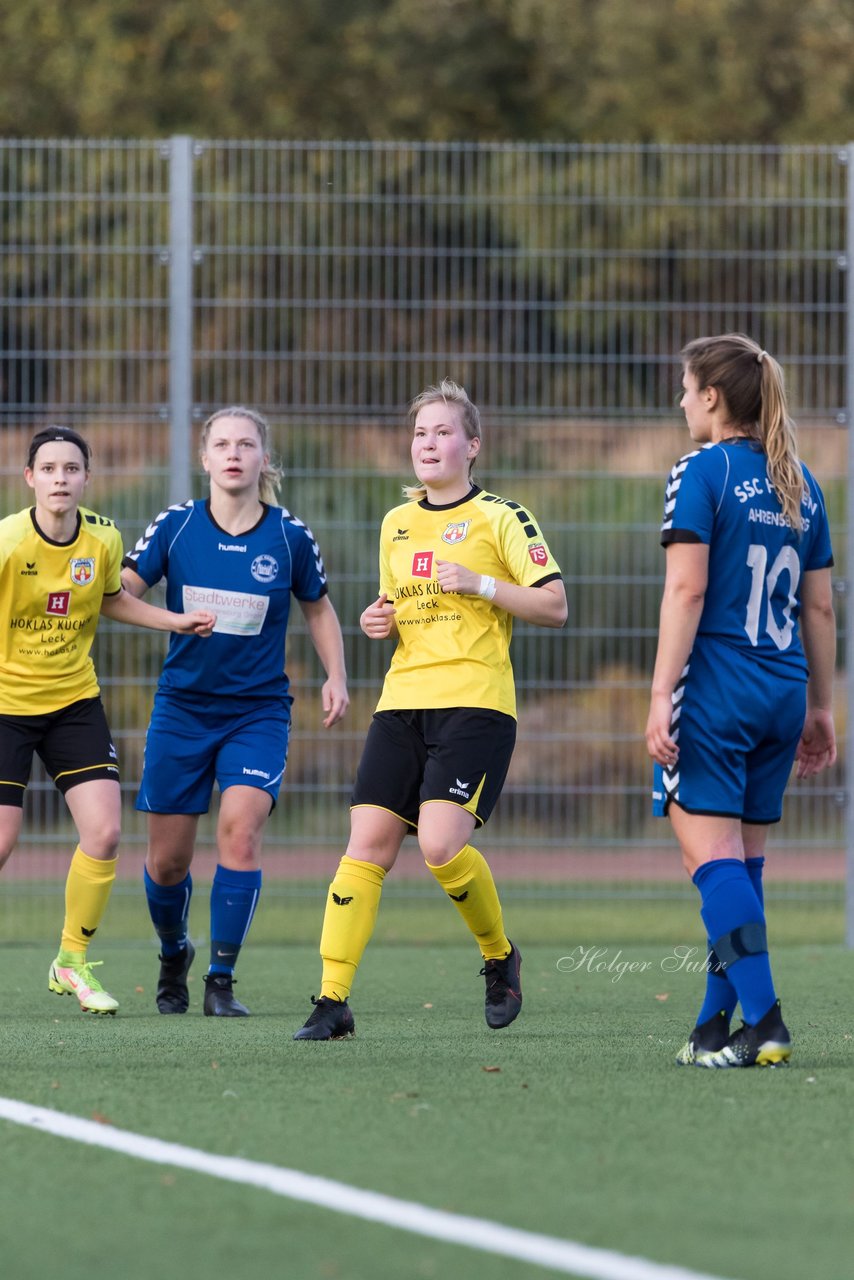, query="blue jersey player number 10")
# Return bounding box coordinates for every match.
[646,333,836,1071]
